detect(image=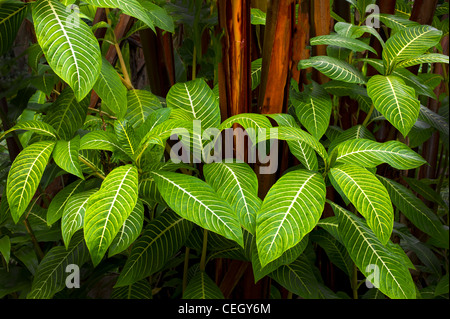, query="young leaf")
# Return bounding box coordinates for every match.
[108,199,145,257]
[298,56,367,84]
[251,58,263,90]
[367,75,420,137]
[27,231,89,299]
[52,136,84,179]
[256,170,326,267]
[395,53,449,69]
[310,34,377,54]
[330,201,416,299]
[0,120,57,142]
[329,164,394,245]
[291,81,332,140]
[32,0,102,101]
[383,25,442,73]
[114,119,139,158]
[115,210,193,287]
[7,141,55,223]
[84,165,139,266]
[47,179,85,226]
[93,57,128,119]
[61,188,98,248]
[203,161,262,234]
[151,171,244,247]
[166,78,221,129]
[125,89,162,129]
[182,271,224,299]
[79,130,127,154]
[333,138,427,170]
